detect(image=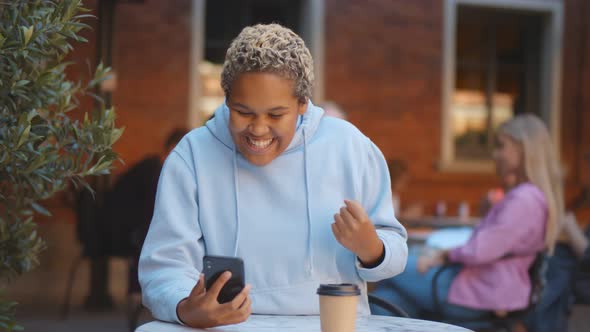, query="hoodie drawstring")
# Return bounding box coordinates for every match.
[303,127,313,275]
[230,122,314,275]
[232,147,241,257]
